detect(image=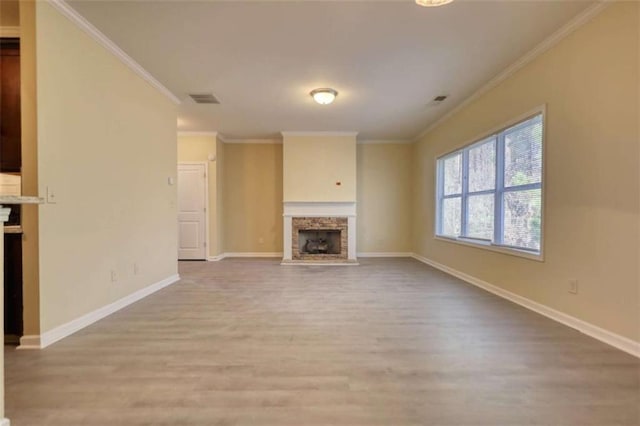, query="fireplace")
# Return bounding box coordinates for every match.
[292,217,347,260]
[282,202,357,264]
